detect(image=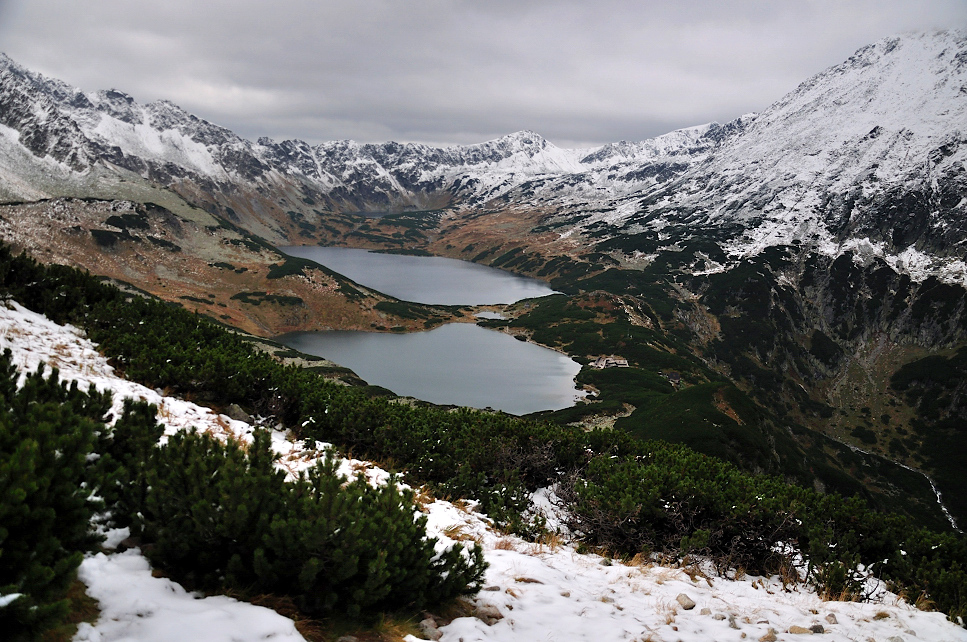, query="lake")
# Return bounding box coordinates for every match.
[280,246,556,305]
[277,323,583,415]
[276,245,582,414]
